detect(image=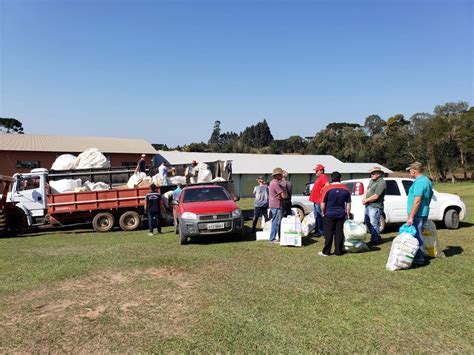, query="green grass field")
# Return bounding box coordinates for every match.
[0,182,472,352]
